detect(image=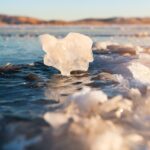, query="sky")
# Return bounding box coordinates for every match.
[0,0,150,20]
